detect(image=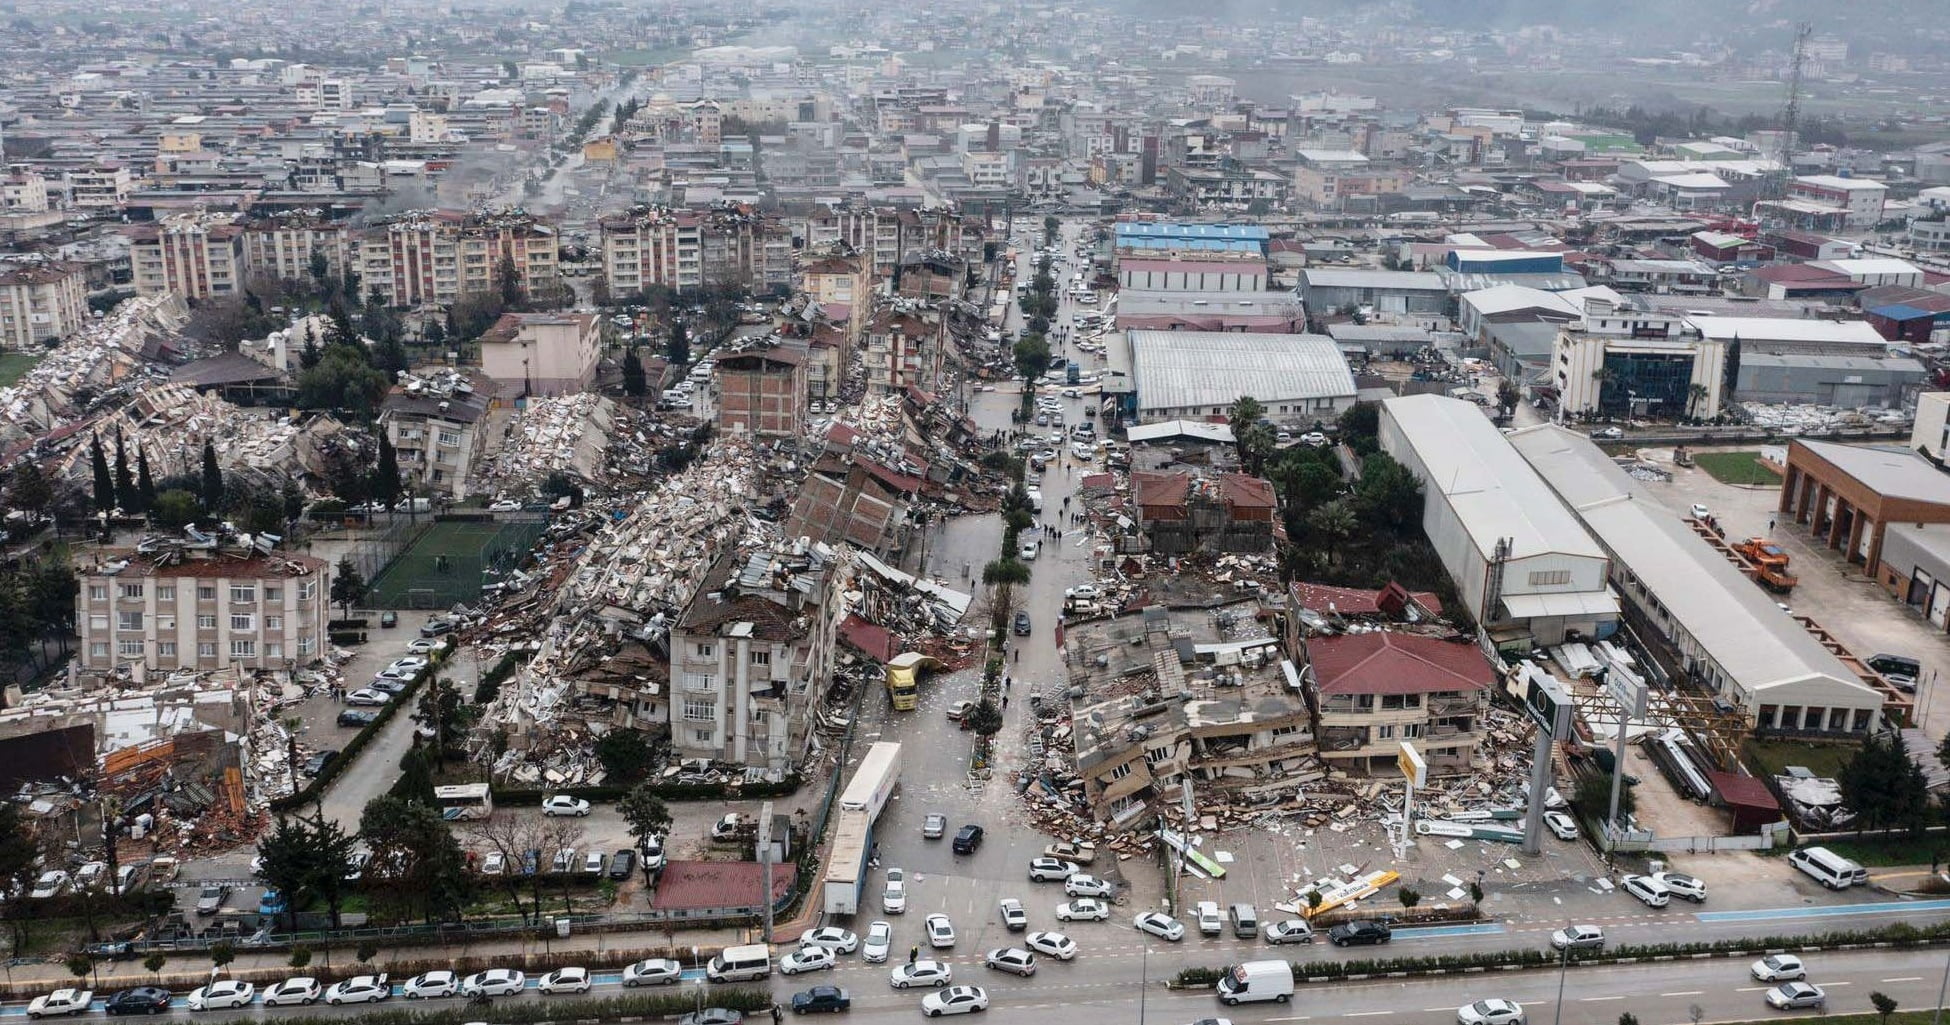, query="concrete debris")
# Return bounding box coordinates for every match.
[0,293,189,445]
[1739,401,1913,433]
[481,392,621,489]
